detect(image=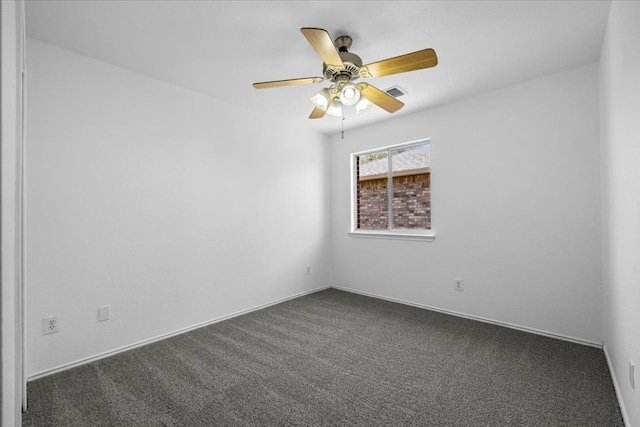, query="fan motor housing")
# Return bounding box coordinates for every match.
[323,54,362,81]
[323,36,363,82]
